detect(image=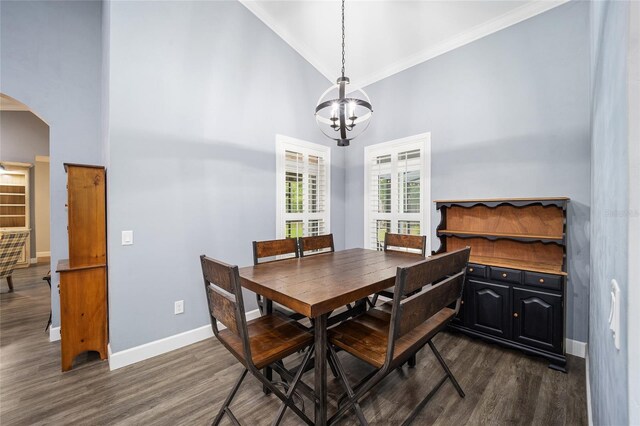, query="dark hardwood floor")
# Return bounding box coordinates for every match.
[0,265,587,425]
